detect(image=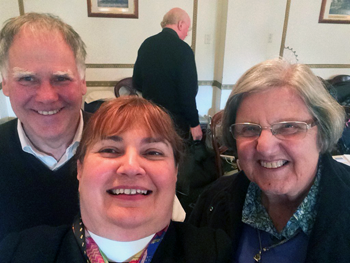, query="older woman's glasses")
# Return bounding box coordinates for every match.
[230,121,317,141]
